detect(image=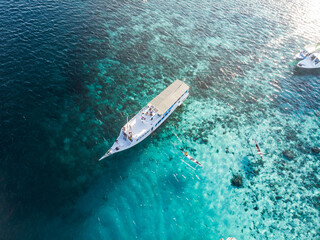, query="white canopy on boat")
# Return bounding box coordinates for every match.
[148,79,189,115]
